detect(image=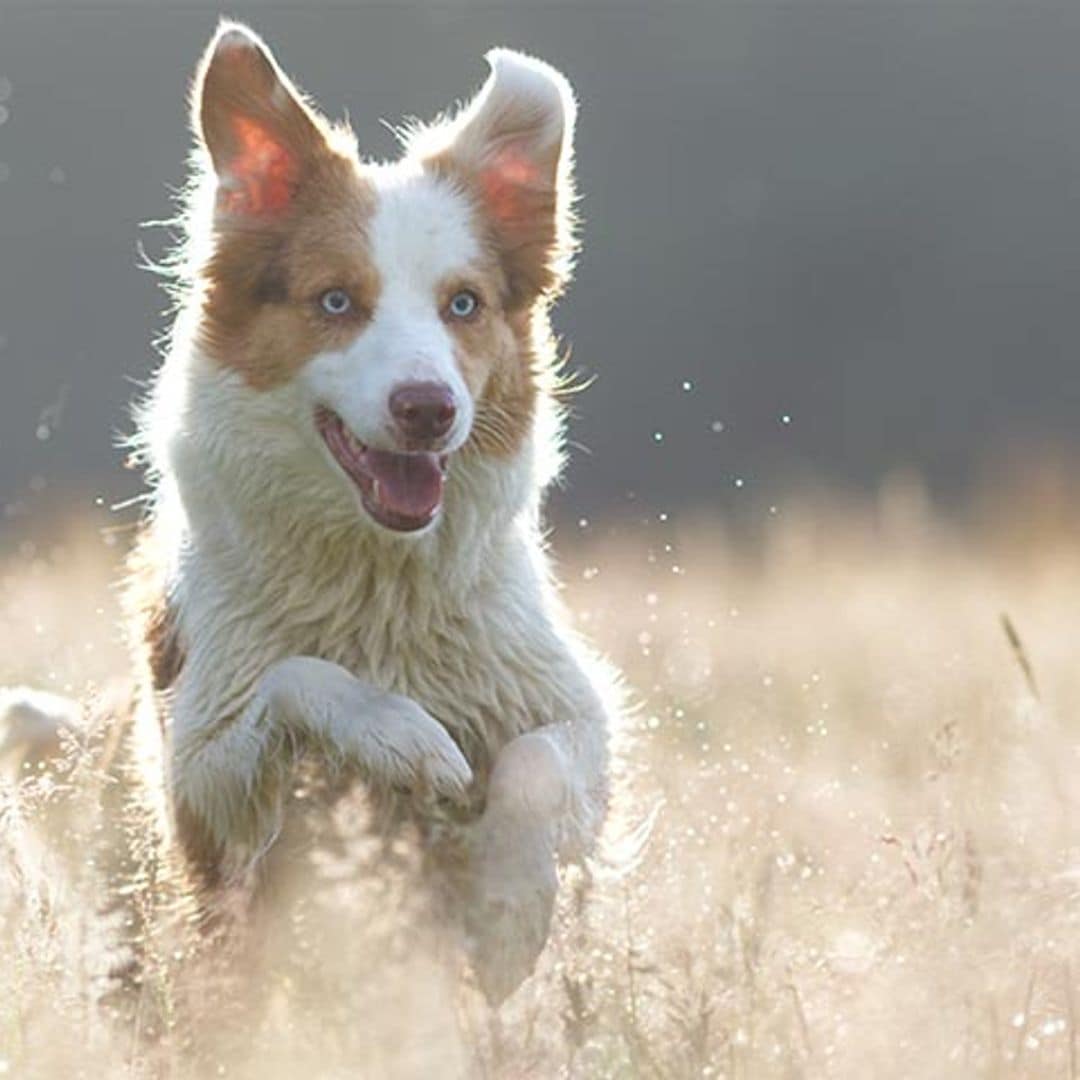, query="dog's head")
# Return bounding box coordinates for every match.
[184,23,576,534]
